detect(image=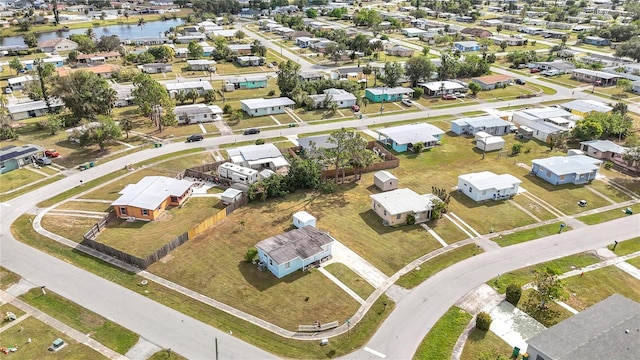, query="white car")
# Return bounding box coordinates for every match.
[401,98,413,106]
